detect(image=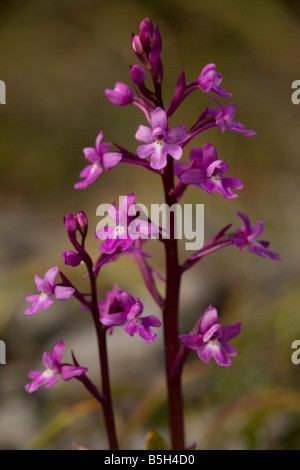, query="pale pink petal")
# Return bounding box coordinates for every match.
[135,125,153,143]
[151,107,167,130]
[166,125,187,143]
[102,152,122,170]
